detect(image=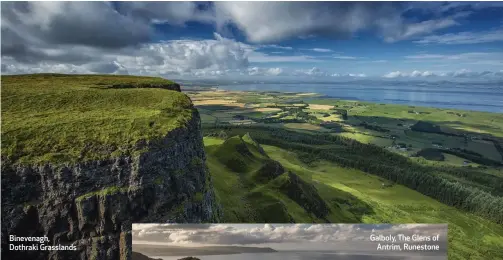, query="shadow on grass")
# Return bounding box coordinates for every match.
[196,104,242,111]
